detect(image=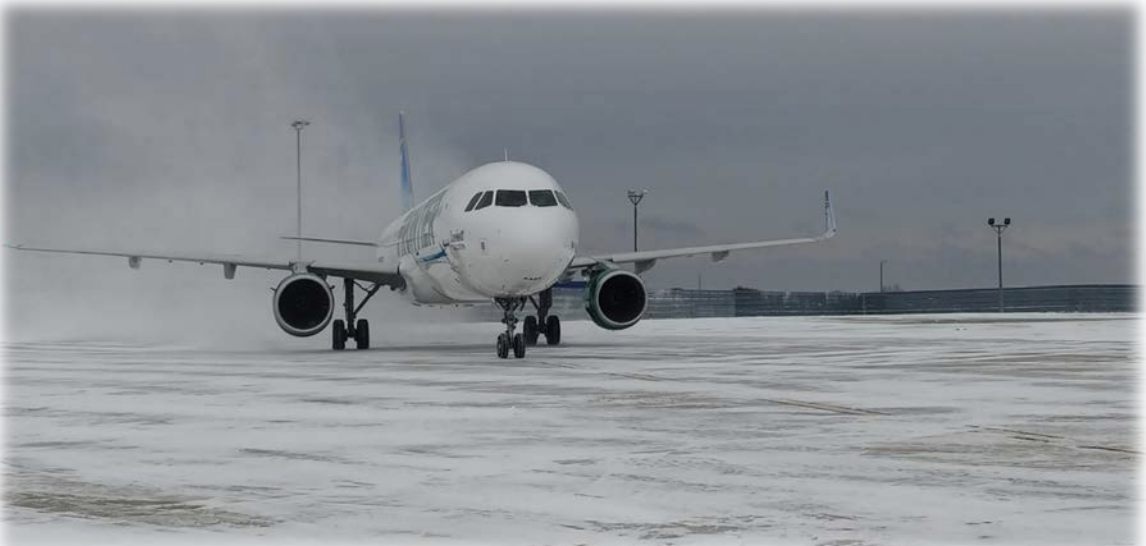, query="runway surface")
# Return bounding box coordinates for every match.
[4,314,1137,544]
